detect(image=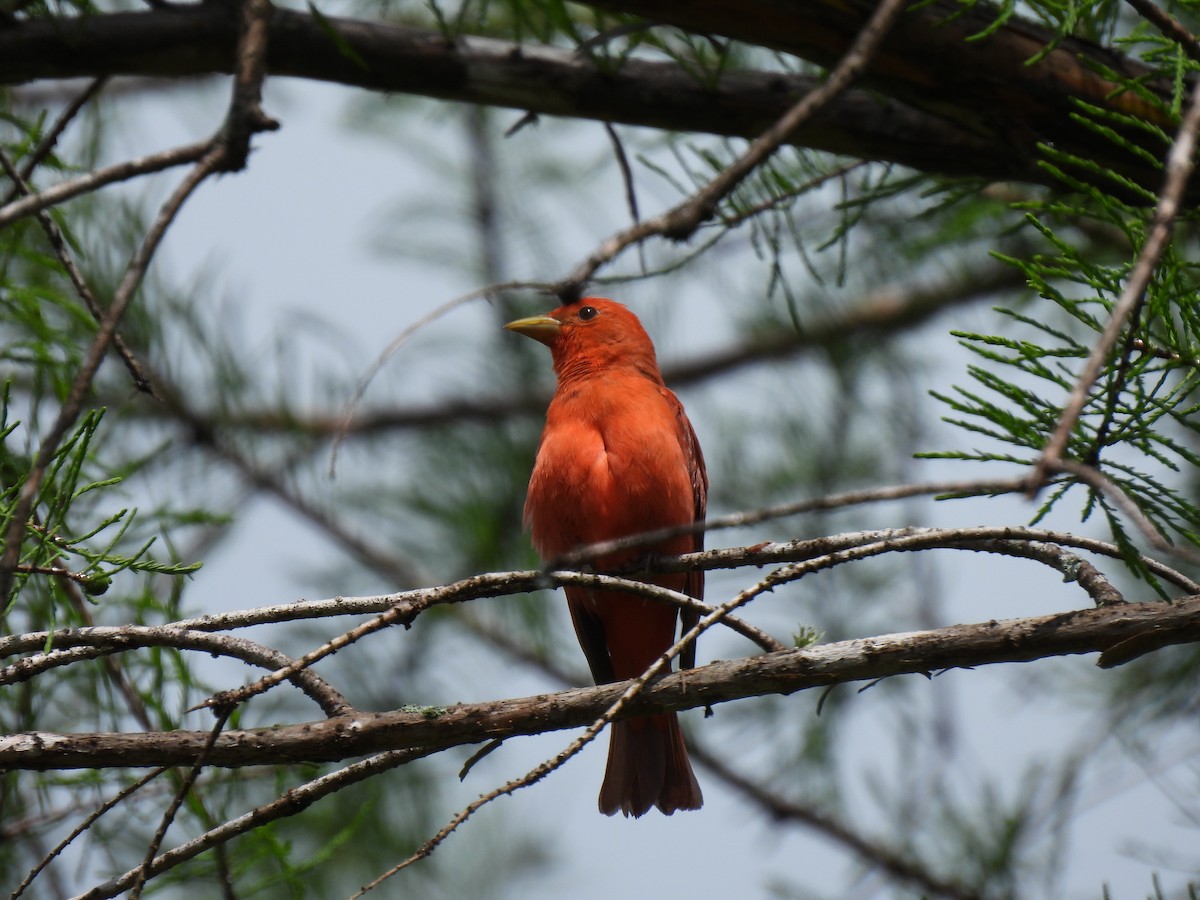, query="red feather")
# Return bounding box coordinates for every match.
[507,298,706,817]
